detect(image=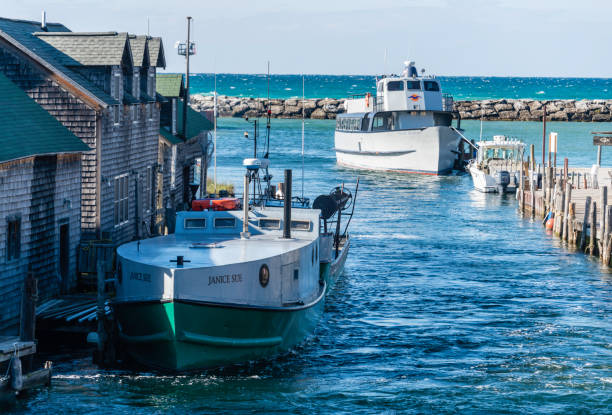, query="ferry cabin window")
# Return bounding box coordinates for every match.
[406,80,421,90]
[336,117,363,131]
[185,218,206,229]
[386,81,404,91]
[424,81,440,92]
[373,113,393,131]
[214,217,236,228]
